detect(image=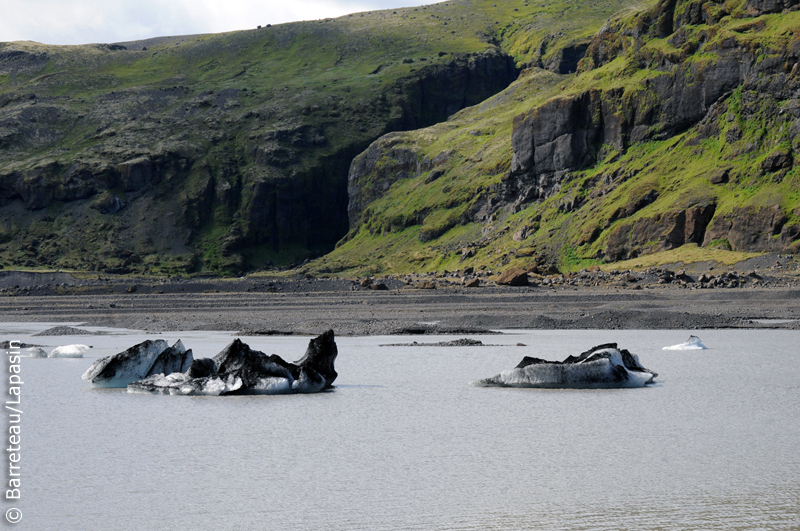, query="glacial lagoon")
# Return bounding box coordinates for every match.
[3,325,799,530]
